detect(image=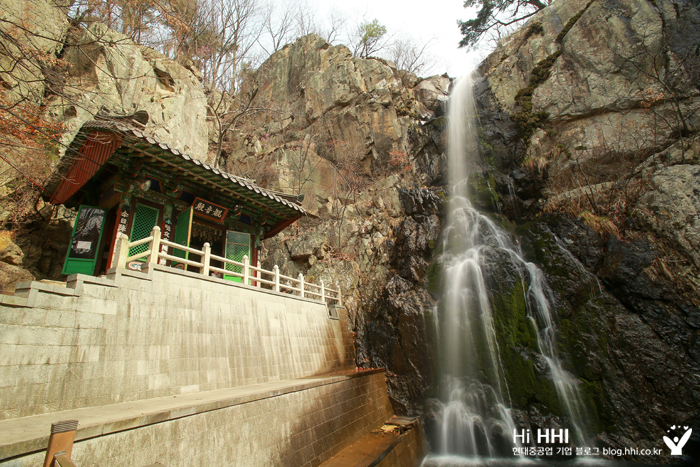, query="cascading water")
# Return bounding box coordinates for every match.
[423,74,589,465]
